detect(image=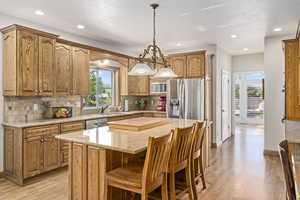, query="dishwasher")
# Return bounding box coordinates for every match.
[86,118,108,129]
